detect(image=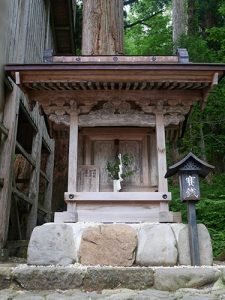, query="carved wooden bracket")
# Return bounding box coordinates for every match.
[45,100,191,127]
